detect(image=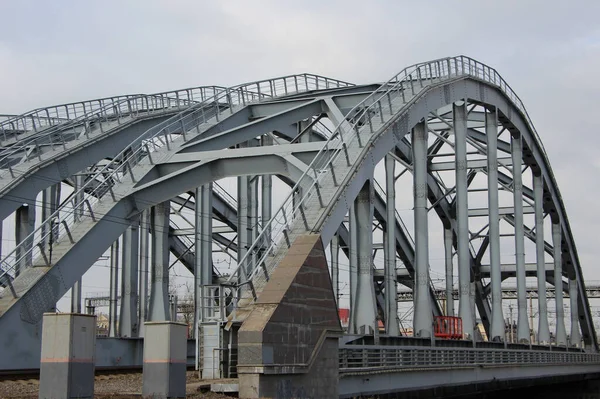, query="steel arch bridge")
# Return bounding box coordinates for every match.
[0,56,599,397]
